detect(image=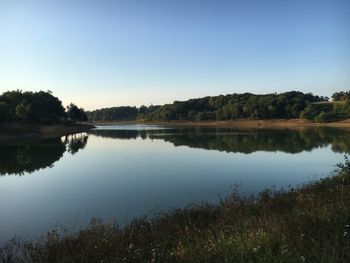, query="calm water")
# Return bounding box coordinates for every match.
[0,125,349,243]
